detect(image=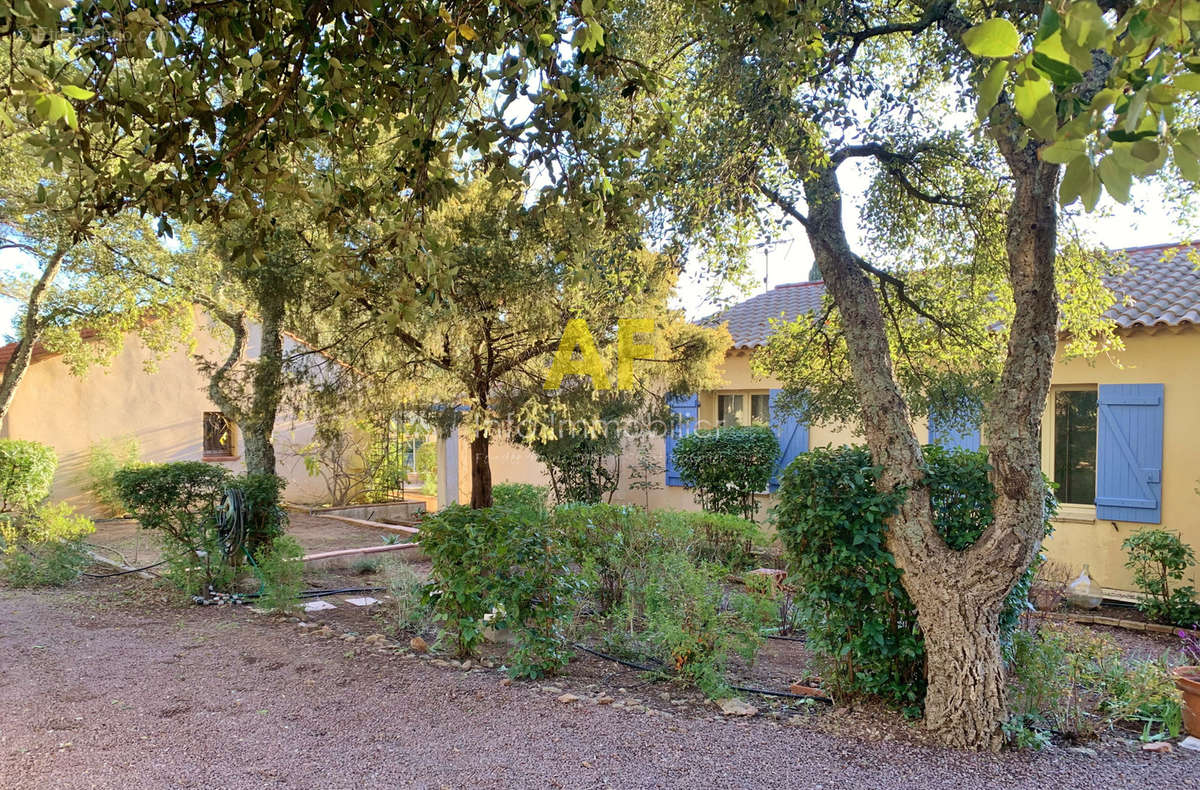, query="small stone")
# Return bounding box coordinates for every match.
[788,683,825,698]
[500,678,512,688]
[460,659,473,671]
[658,692,671,702]
[718,698,759,717]
[314,627,336,638]
[541,685,564,695]
[409,636,429,653]
[596,694,613,705]
[1142,741,1173,754]
[557,694,580,704]
[341,634,356,642]
[1180,736,1200,752]
[429,659,453,668]
[364,634,388,647]
[1066,746,1098,757]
